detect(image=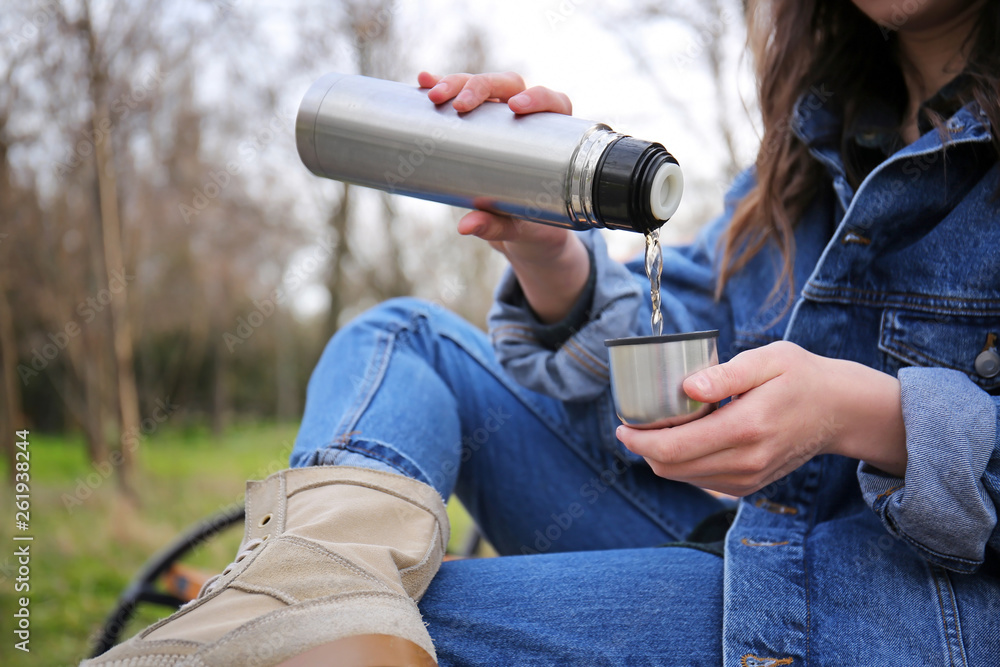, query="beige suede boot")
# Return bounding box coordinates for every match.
[83,466,449,666]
